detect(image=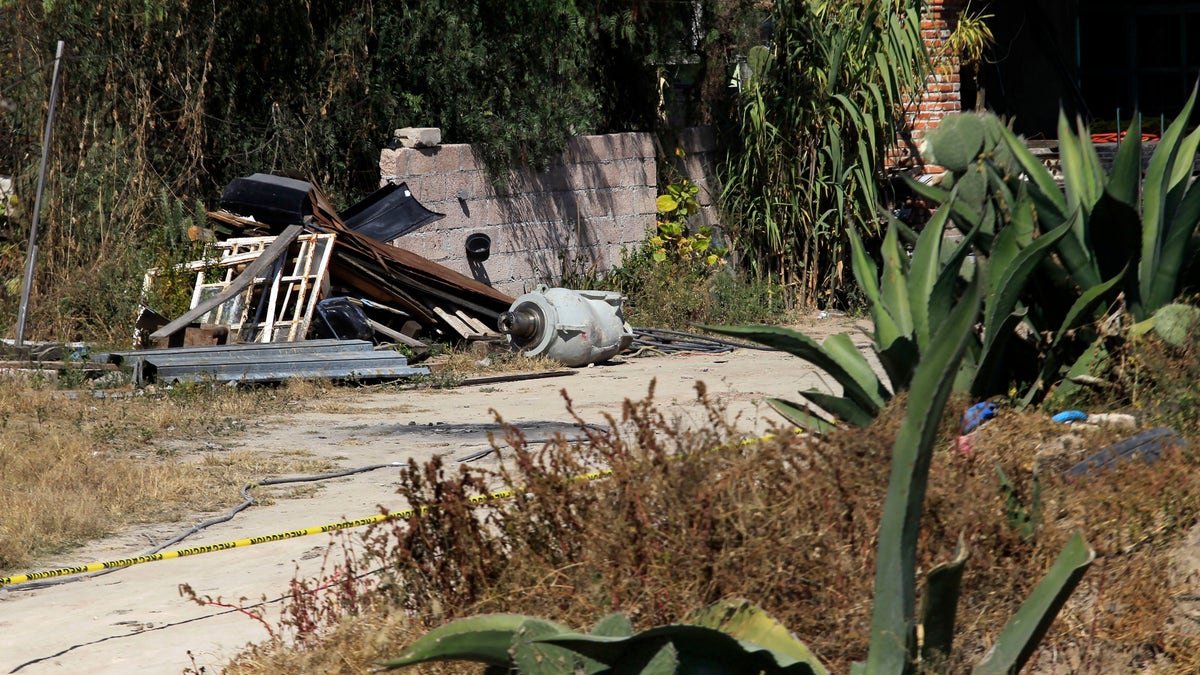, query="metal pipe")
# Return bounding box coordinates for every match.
[15,40,65,347]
